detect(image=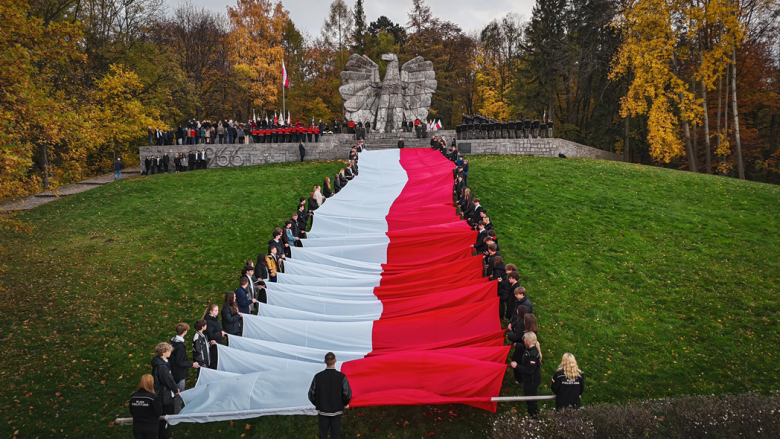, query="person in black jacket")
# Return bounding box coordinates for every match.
[114,158,124,180]
[472,222,488,254]
[162,153,169,173]
[202,304,225,369]
[552,353,585,410]
[299,142,306,162]
[510,332,542,417]
[397,136,404,149]
[510,314,539,386]
[187,151,195,171]
[169,323,198,413]
[234,278,256,315]
[333,173,342,193]
[222,291,244,335]
[268,229,285,259]
[192,319,210,372]
[151,343,178,438]
[323,177,333,198]
[255,253,270,280]
[514,286,533,315]
[308,352,352,439]
[507,305,530,343]
[129,374,163,439]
